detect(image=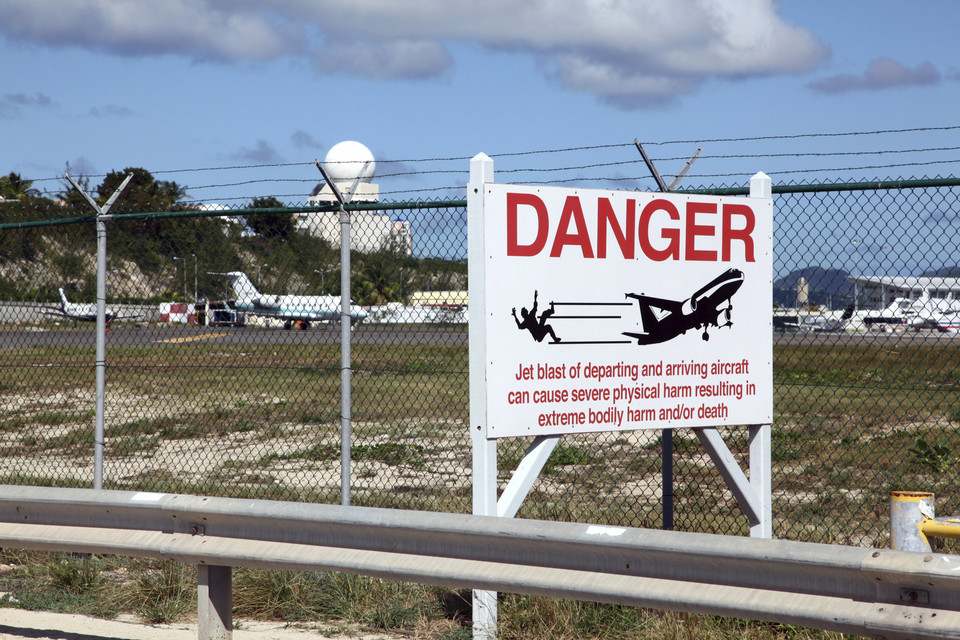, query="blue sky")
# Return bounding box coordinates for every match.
[1,0,958,208]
